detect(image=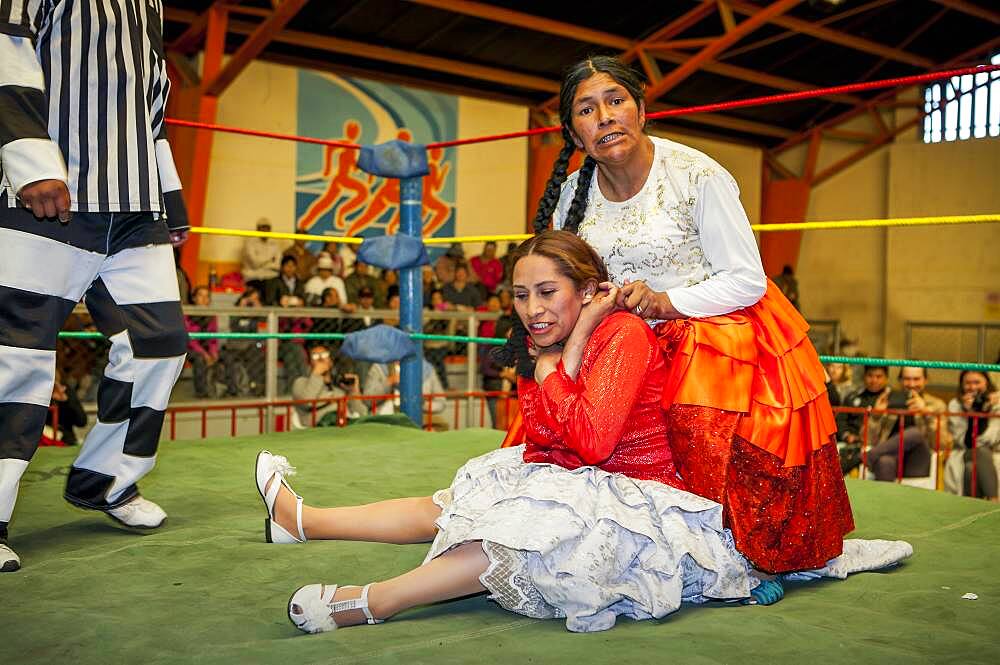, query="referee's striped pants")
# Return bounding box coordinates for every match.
[0,197,187,541]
